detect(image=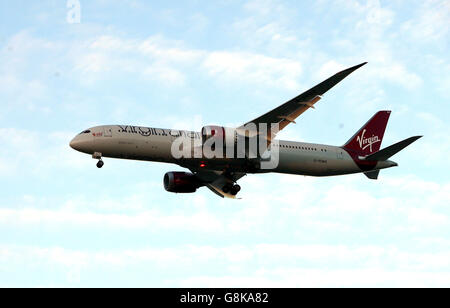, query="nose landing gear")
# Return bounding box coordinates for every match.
[93,152,104,169]
[96,160,104,169]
